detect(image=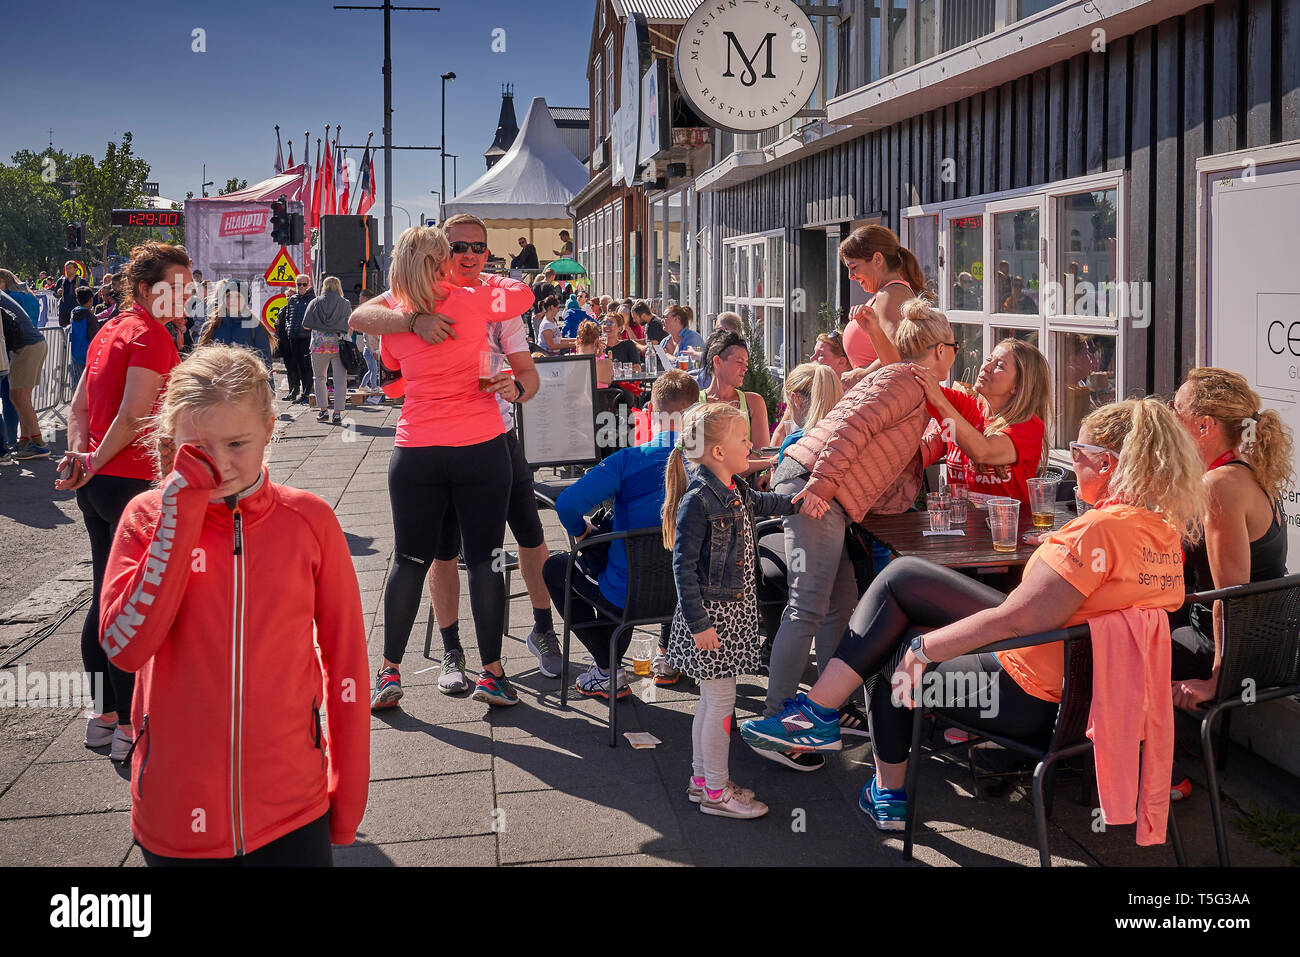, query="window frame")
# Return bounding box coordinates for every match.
[903,168,1128,459]
[721,227,788,375]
